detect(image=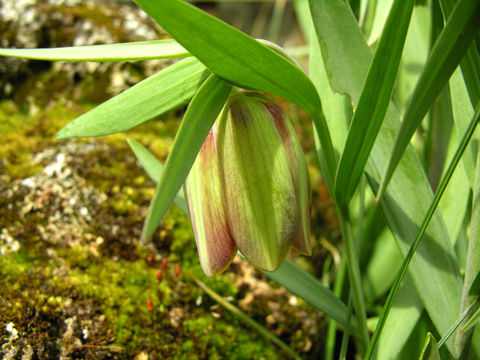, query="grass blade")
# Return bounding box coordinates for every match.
[334,0,414,207]
[57,58,209,139]
[450,68,478,187]
[419,333,441,360]
[134,0,337,184]
[126,138,187,212]
[134,0,318,116]
[376,0,480,202]
[366,103,480,359]
[310,0,463,354]
[142,75,231,240]
[264,259,360,338]
[455,148,480,354]
[440,0,480,107]
[0,40,189,61]
[376,276,423,360]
